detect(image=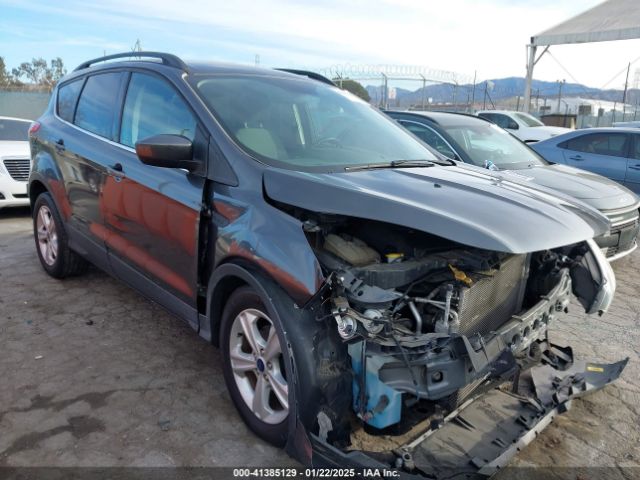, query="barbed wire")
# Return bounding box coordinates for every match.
[319,63,474,85]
